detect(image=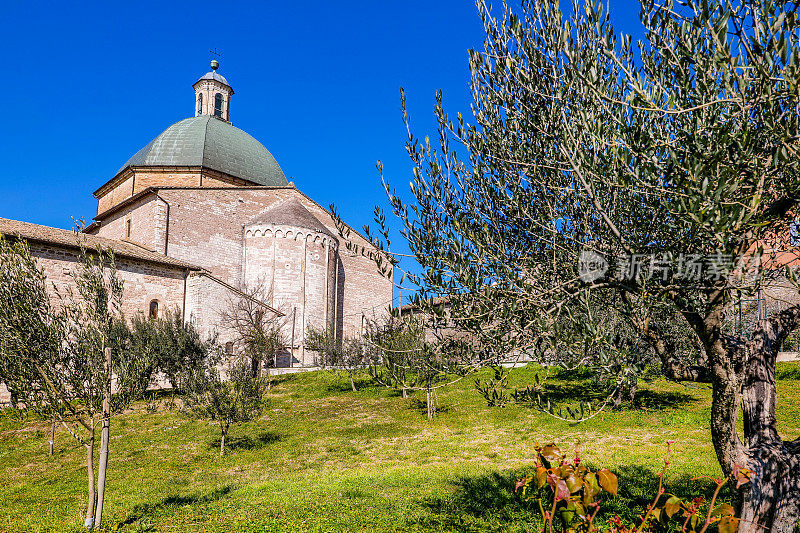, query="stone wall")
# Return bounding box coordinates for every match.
[184,272,239,347]
[89,194,164,252]
[27,242,187,319]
